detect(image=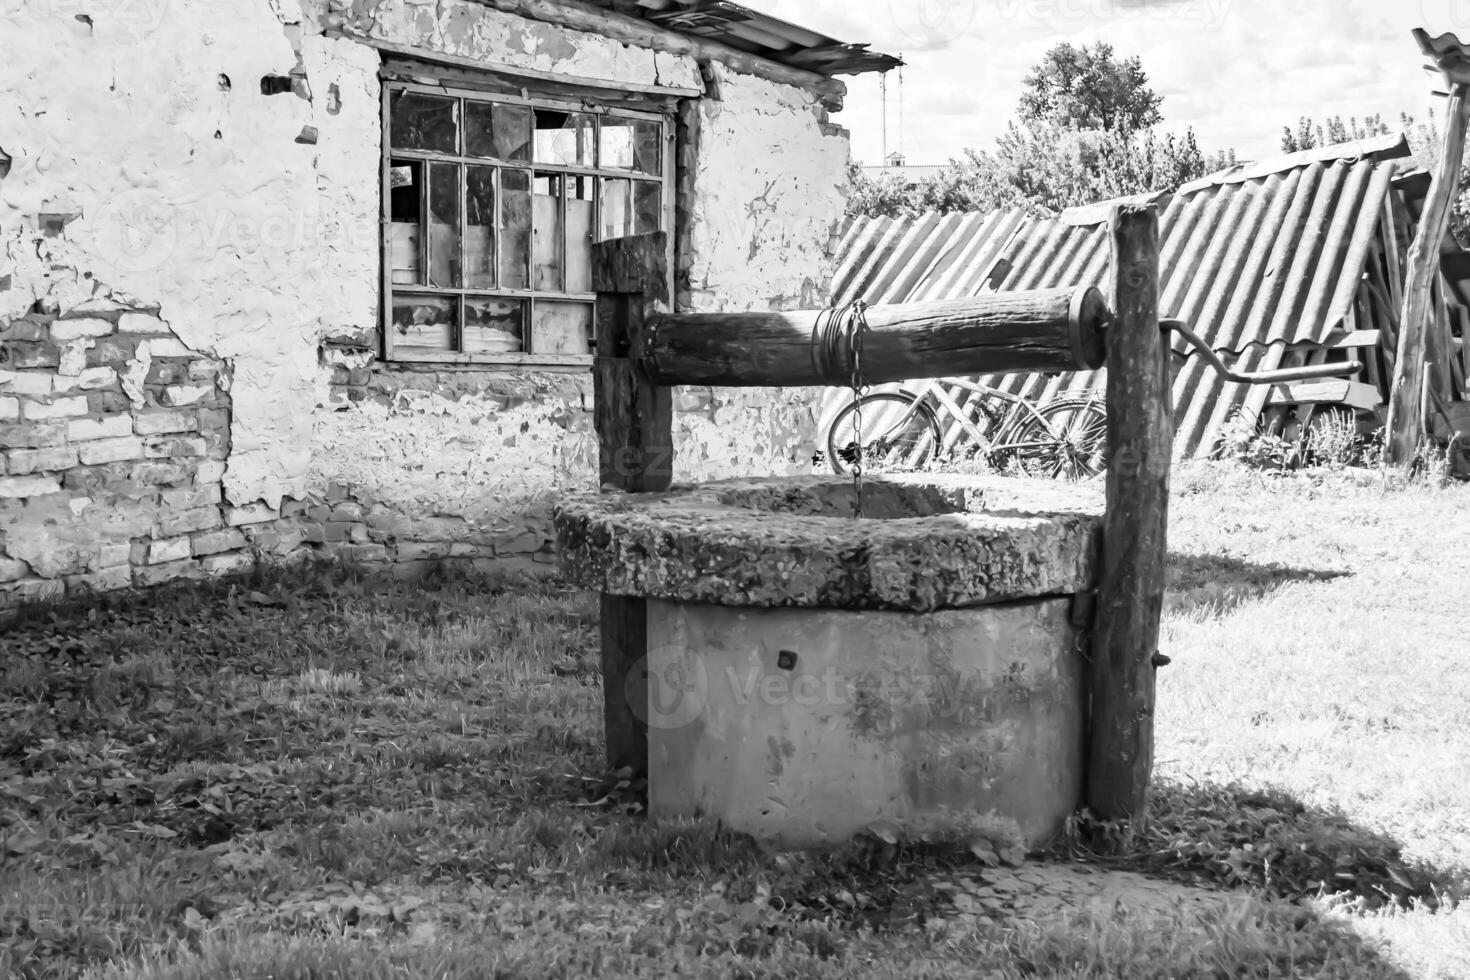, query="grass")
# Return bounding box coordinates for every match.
[1,462,1468,978]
